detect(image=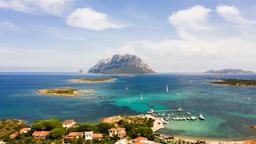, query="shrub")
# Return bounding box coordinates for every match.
[49,128,66,139]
